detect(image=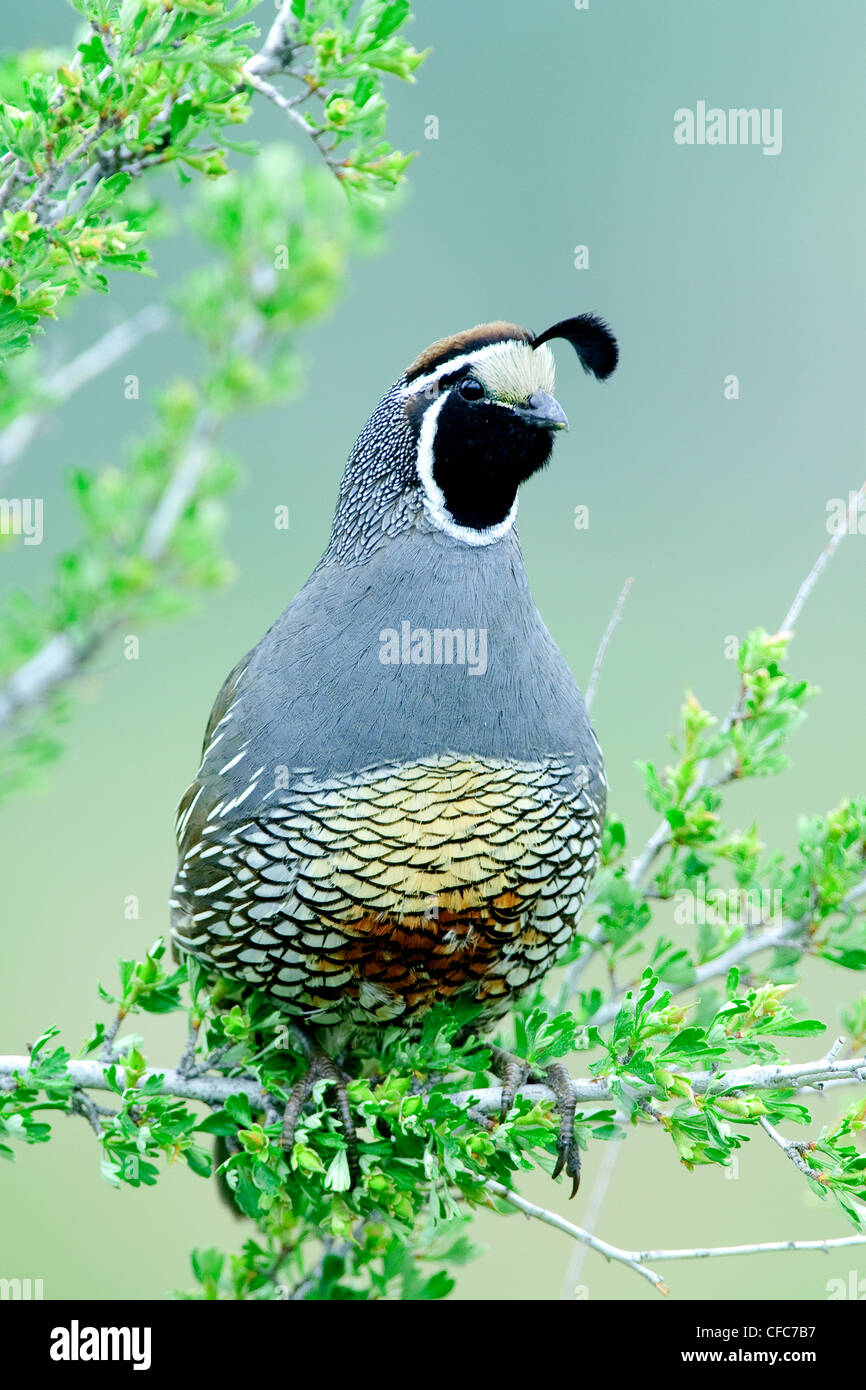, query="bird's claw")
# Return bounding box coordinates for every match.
[545,1060,581,1198]
[280,1049,359,1184]
[489,1047,581,1198]
[489,1045,532,1123]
